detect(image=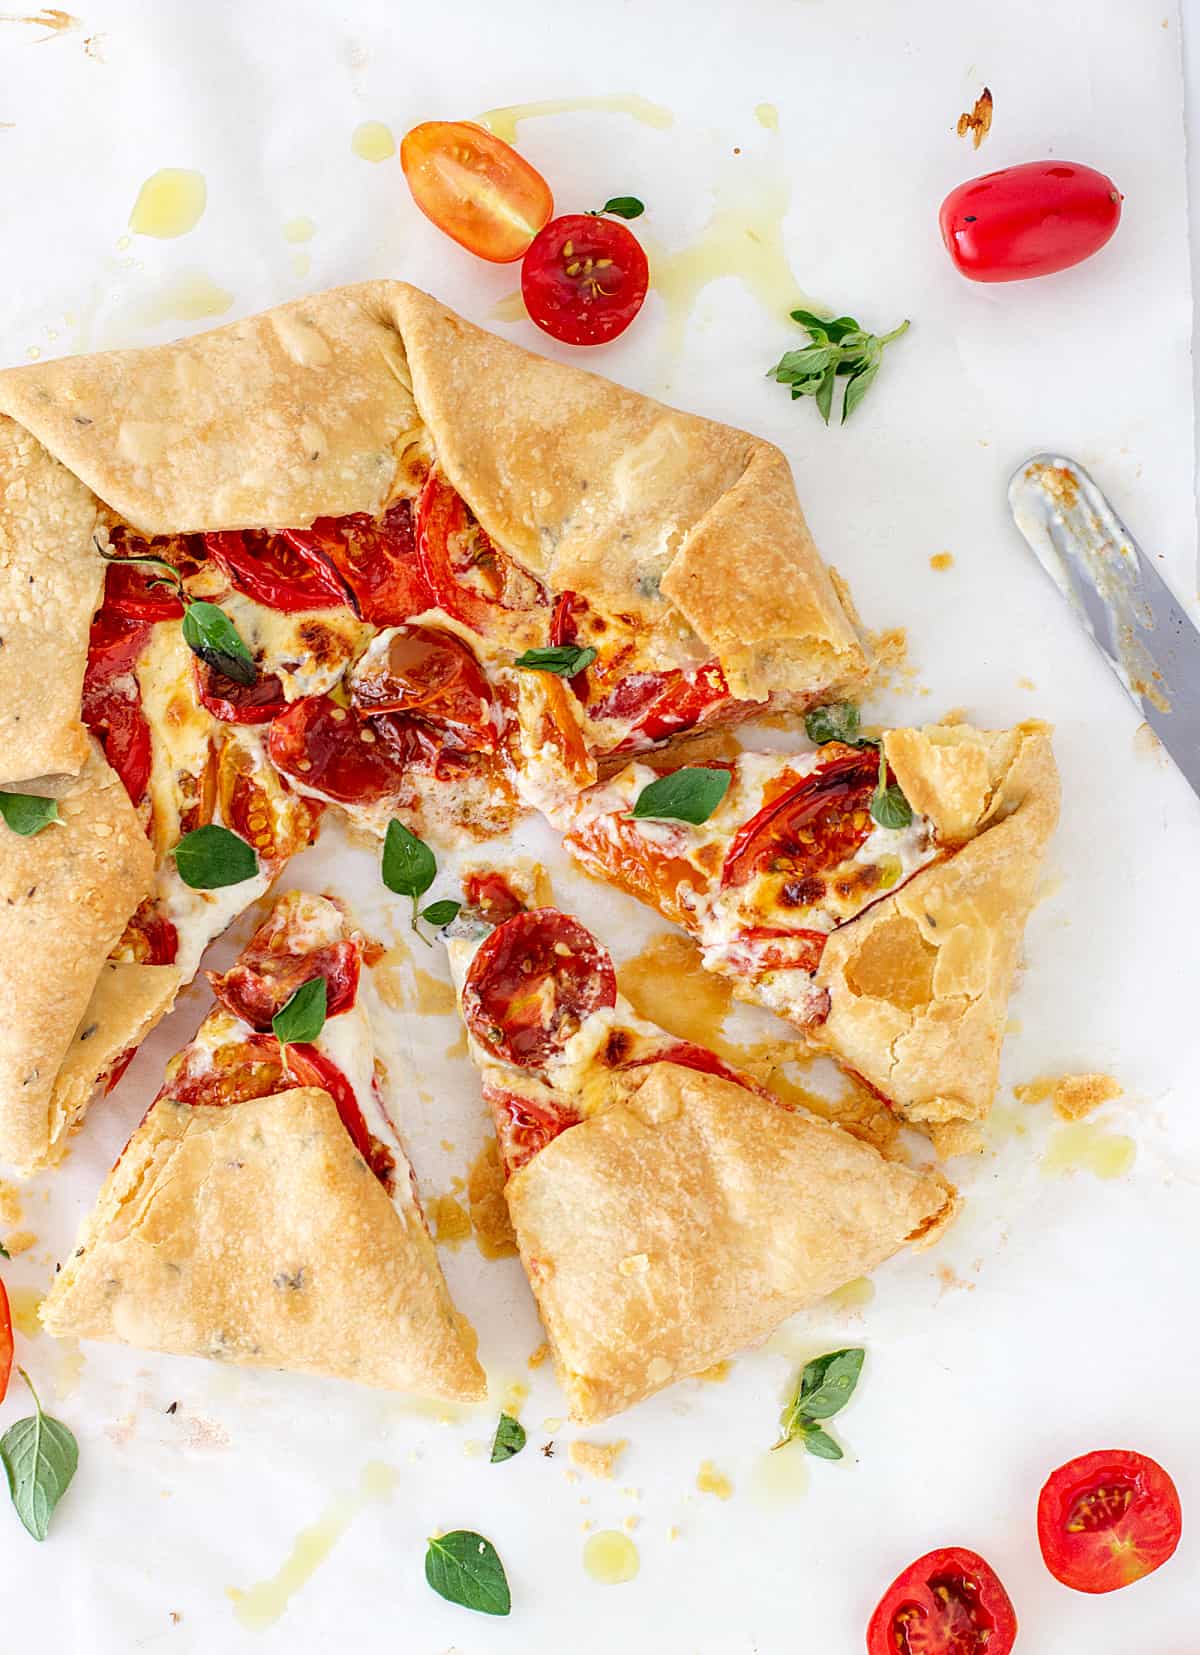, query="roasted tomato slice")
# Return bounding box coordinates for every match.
[193,658,288,724]
[720,747,879,891]
[483,1081,579,1176]
[620,1039,768,1098]
[462,908,617,1068]
[284,500,434,627]
[0,1279,12,1405]
[82,626,153,808]
[1037,1449,1182,1594]
[726,925,828,977]
[283,1043,395,1191]
[589,661,743,750]
[867,1546,1018,1655]
[549,589,593,698]
[113,898,180,966]
[210,941,359,1032]
[204,530,350,613]
[564,811,705,931]
[163,1031,285,1108]
[400,120,554,263]
[416,469,546,636]
[267,695,430,806]
[216,734,322,864]
[85,604,153,677]
[522,213,650,346]
[100,557,185,621]
[349,624,495,749]
[463,871,529,923]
